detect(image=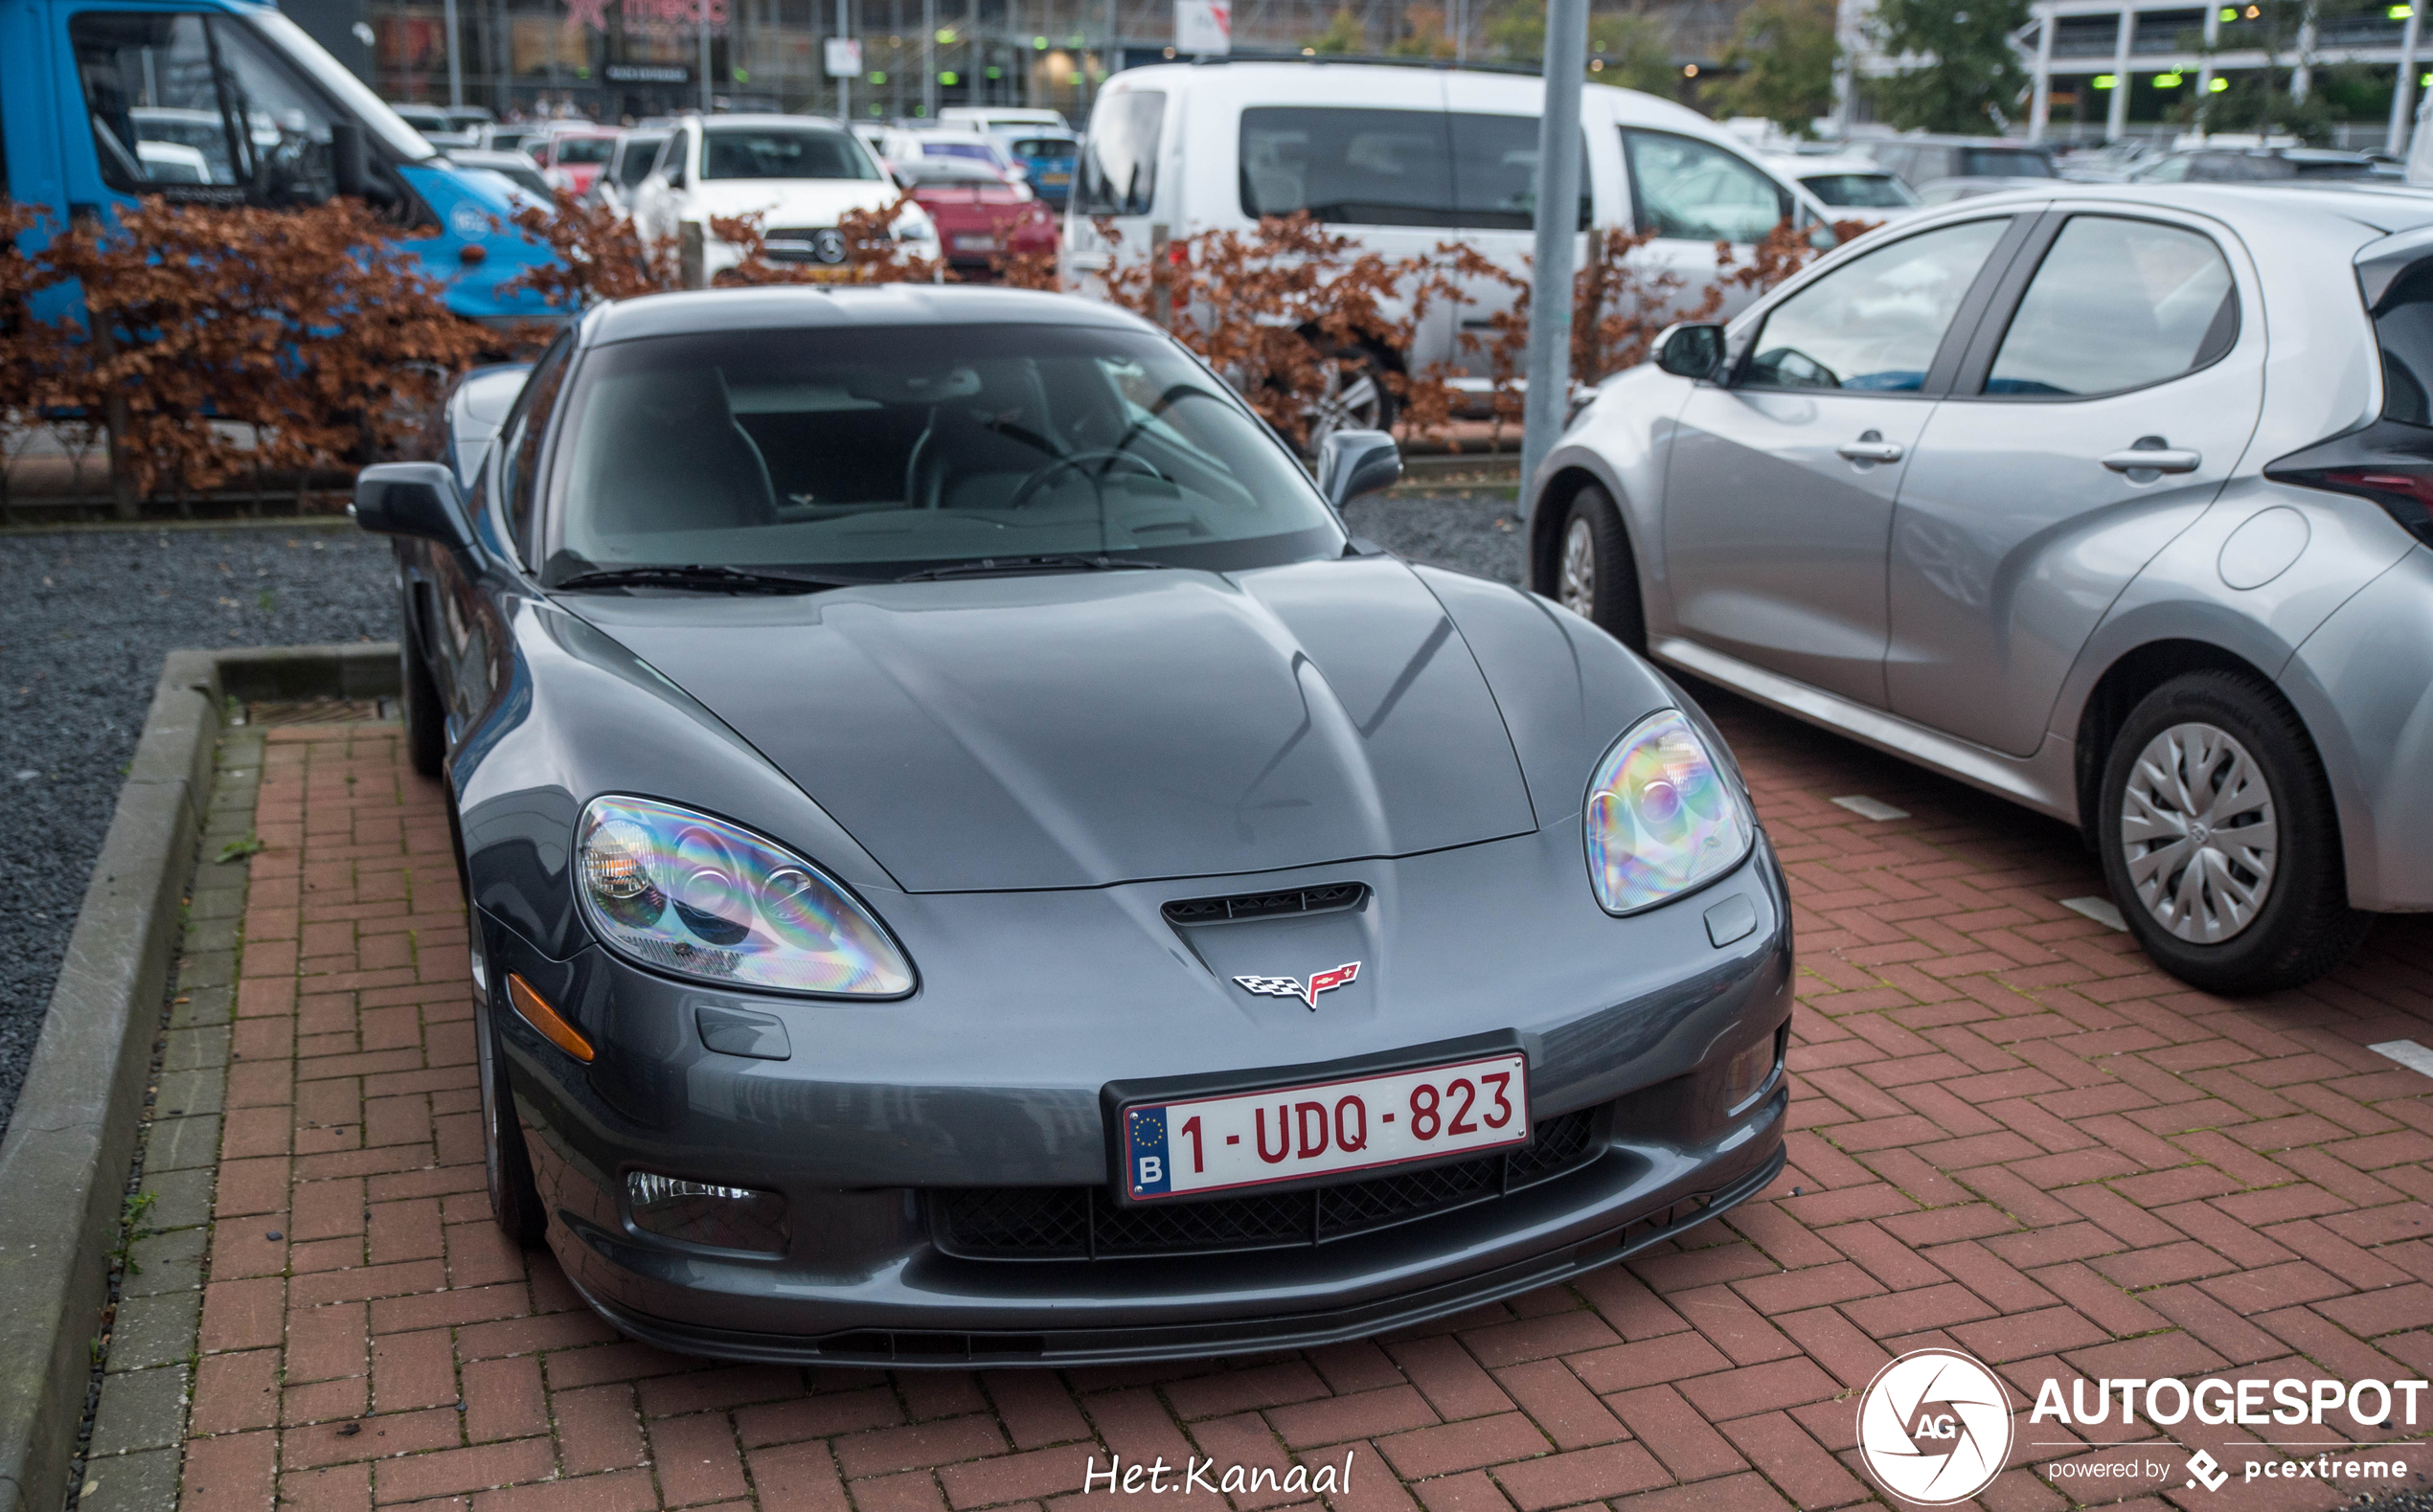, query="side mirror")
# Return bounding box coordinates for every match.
[330,121,370,199]
[1316,429,1401,508]
[353,463,475,553]
[1652,322,1727,381]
